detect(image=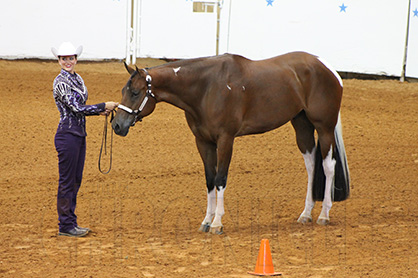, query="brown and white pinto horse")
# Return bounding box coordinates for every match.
[112,51,350,234]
